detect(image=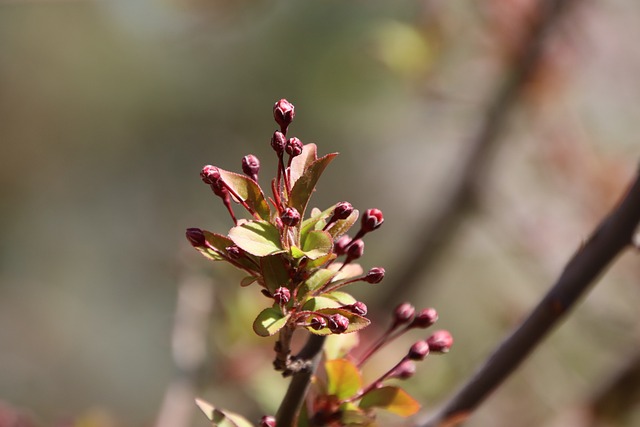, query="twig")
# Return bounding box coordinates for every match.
[417,166,640,427]
[376,0,577,305]
[275,334,326,427]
